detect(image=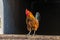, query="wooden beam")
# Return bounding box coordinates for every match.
[0,34,60,40]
